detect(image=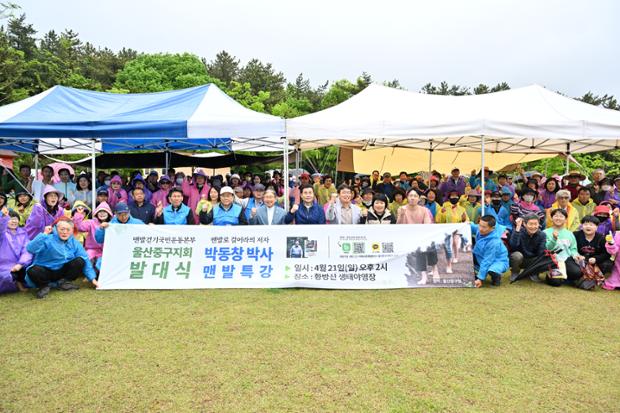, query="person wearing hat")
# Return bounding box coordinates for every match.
[481,190,512,231]
[461,189,482,223]
[53,167,77,208]
[95,188,109,207]
[289,172,310,205]
[509,188,545,227]
[94,202,145,256]
[499,187,514,211]
[545,189,579,231]
[73,201,113,267]
[0,207,32,294]
[199,186,247,226]
[469,167,497,193]
[182,169,210,223]
[7,190,35,226]
[439,168,466,203]
[146,170,159,193]
[154,188,195,225]
[229,174,242,188]
[563,170,585,201]
[360,193,396,224]
[24,185,65,240]
[593,204,616,236]
[572,187,596,221]
[128,173,152,205]
[25,216,98,299]
[375,172,396,201]
[249,189,287,225]
[151,176,173,209]
[106,175,128,211]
